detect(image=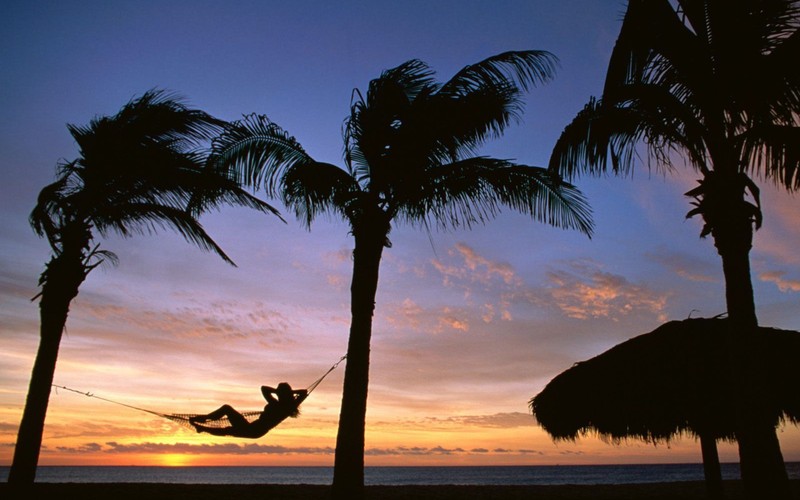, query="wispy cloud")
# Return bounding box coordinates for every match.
[103,441,335,455]
[646,247,717,283]
[50,441,543,458]
[542,260,669,321]
[423,412,535,429]
[383,300,472,334]
[431,243,521,289]
[759,270,800,292]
